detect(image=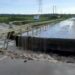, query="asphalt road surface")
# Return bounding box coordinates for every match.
[0,56,75,75]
